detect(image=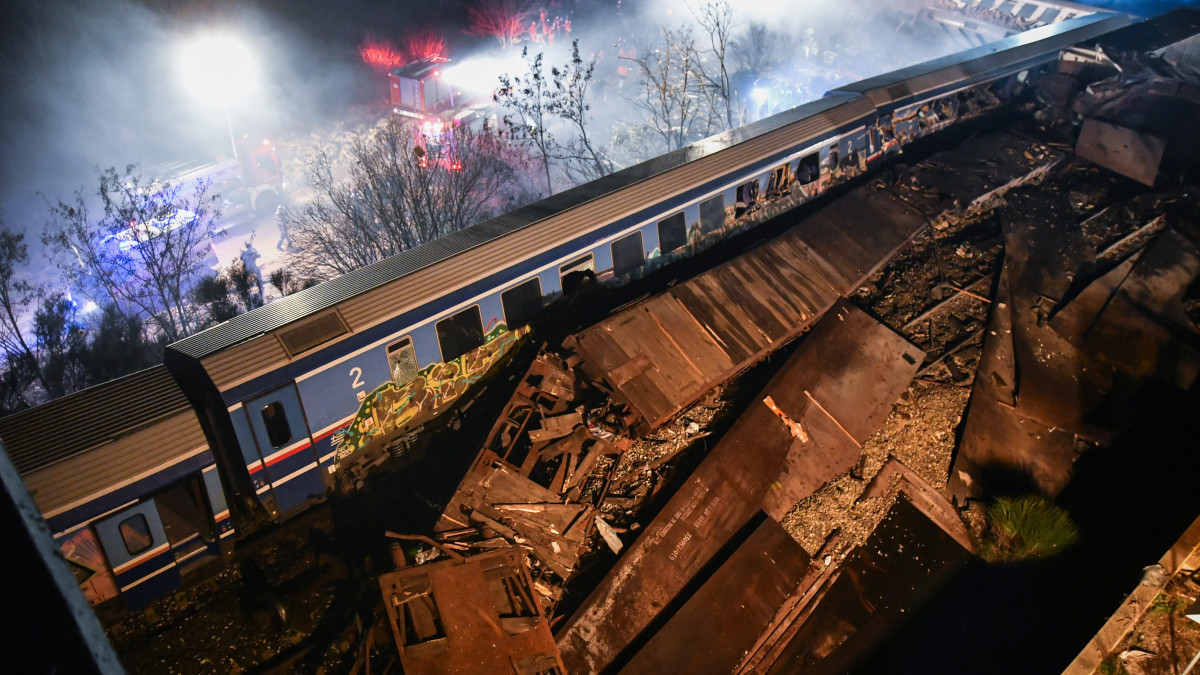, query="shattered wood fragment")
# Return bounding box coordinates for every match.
[494,503,580,515]
[528,412,583,442]
[549,455,569,494]
[594,516,624,554]
[763,395,810,443]
[470,512,520,541]
[538,428,587,460]
[564,447,601,493]
[560,453,578,493]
